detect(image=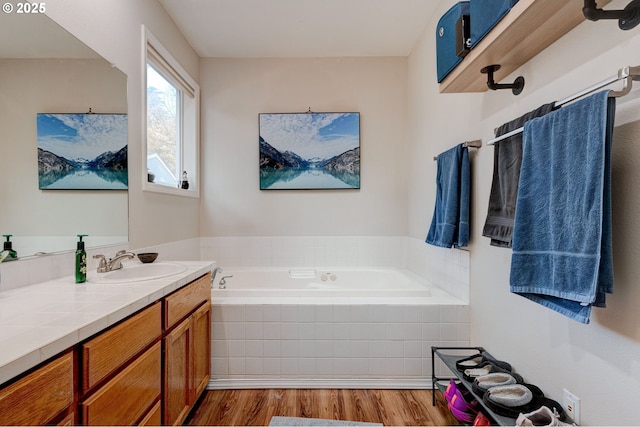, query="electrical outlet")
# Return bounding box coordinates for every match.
[563,388,581,425]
